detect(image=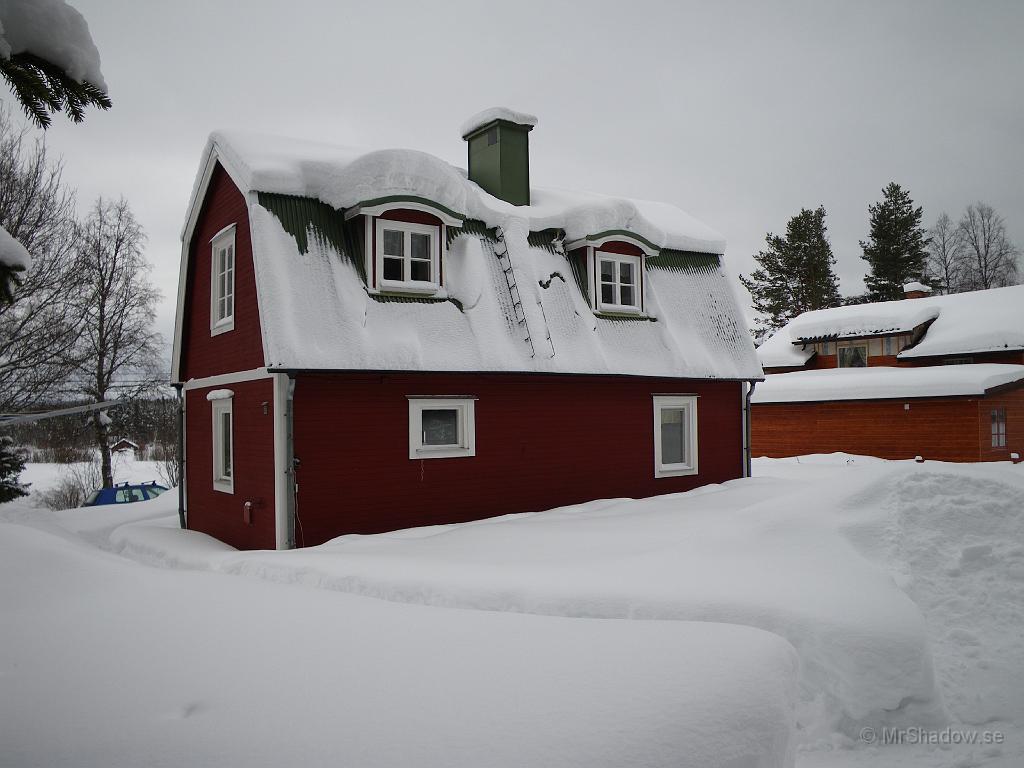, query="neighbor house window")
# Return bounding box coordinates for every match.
[992,407,1007,448]
[653,395,698,478]
[210,225,236,335]
[211,397,234,493]
[838,343,868,368]
[596,252,641,313]
[376,219,439,292]
[408,397,476,459]
[868,338,883,356]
